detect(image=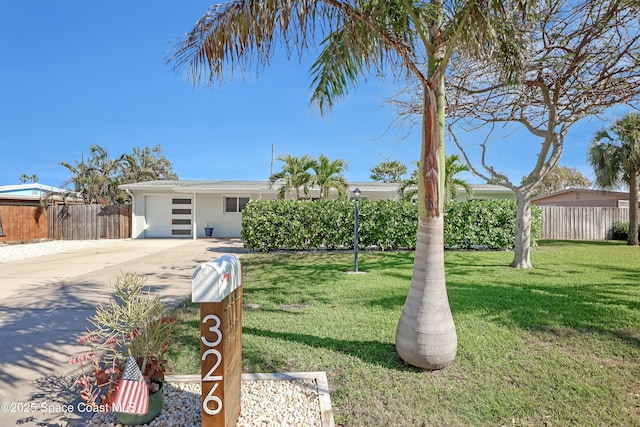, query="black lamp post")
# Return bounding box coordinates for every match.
[352,187,361,272]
